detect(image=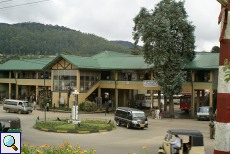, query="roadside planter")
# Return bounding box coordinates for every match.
[34,119,115,134]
